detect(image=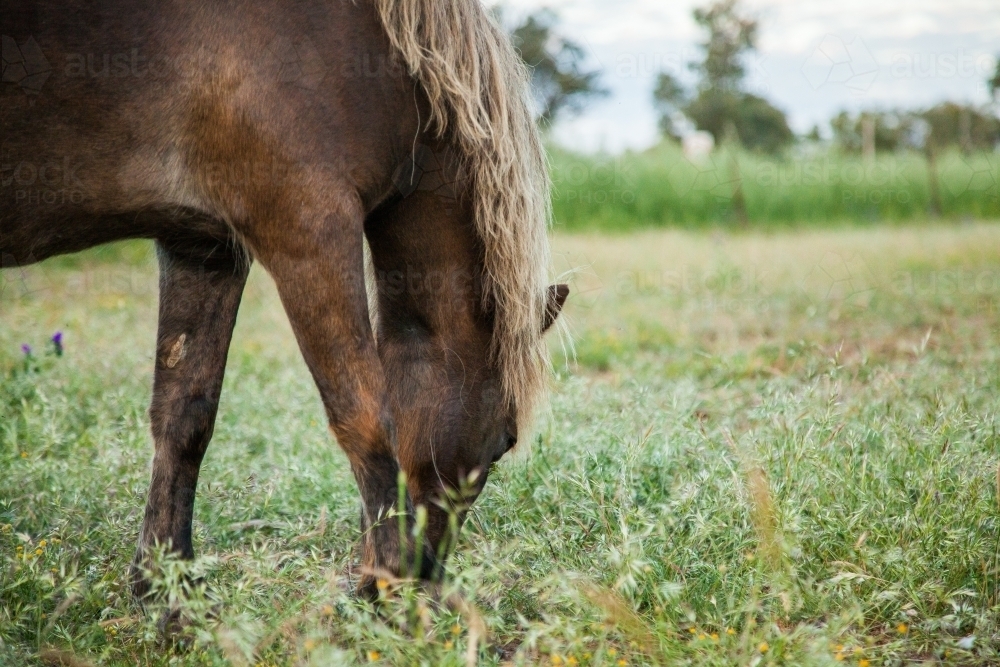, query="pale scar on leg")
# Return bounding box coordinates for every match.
[165,334,187,368]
